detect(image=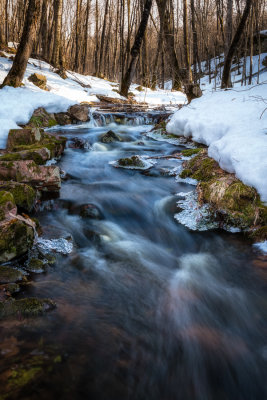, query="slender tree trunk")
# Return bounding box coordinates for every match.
[120,0,153,97]
[74,0,81,71]
[98,0,109,76]
[162,3,182,90]
[221,0,253,89]
[83,0,91,74]
[1,0,41,88]
[51,0,63,68]
[225,0,233,55]
[183,0,192,82]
